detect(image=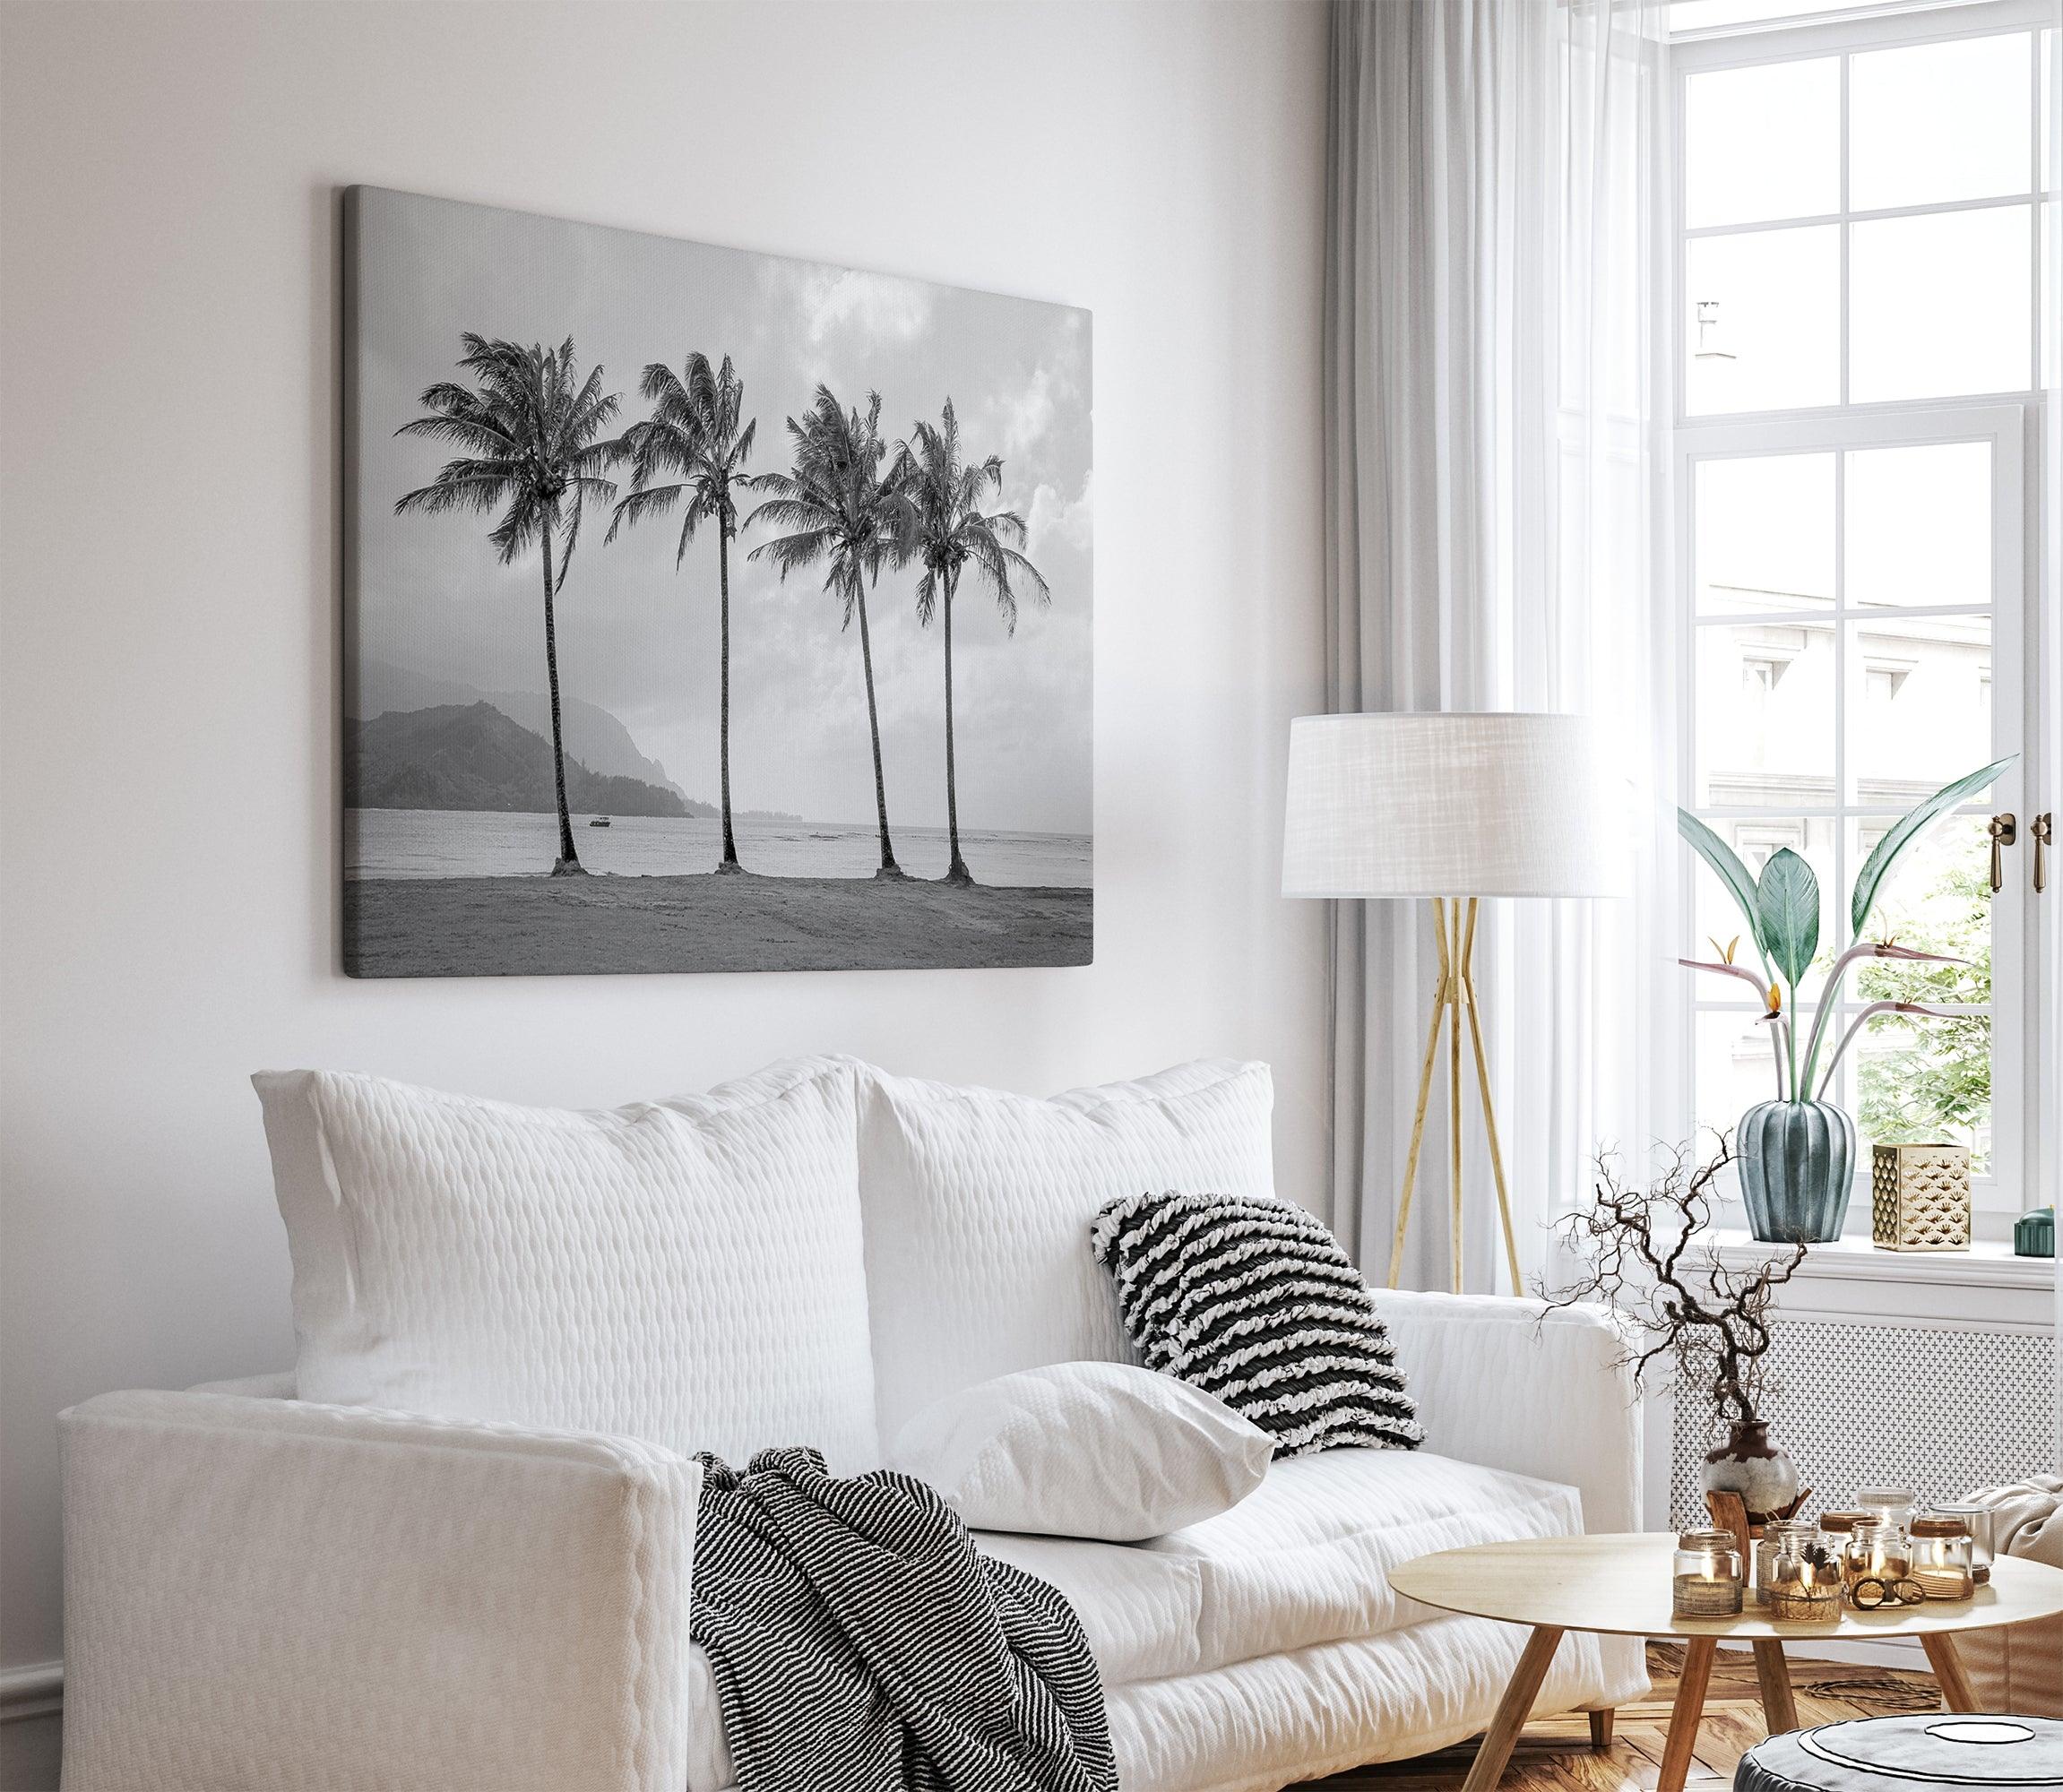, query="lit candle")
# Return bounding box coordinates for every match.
[1672,1529,1744,1619]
